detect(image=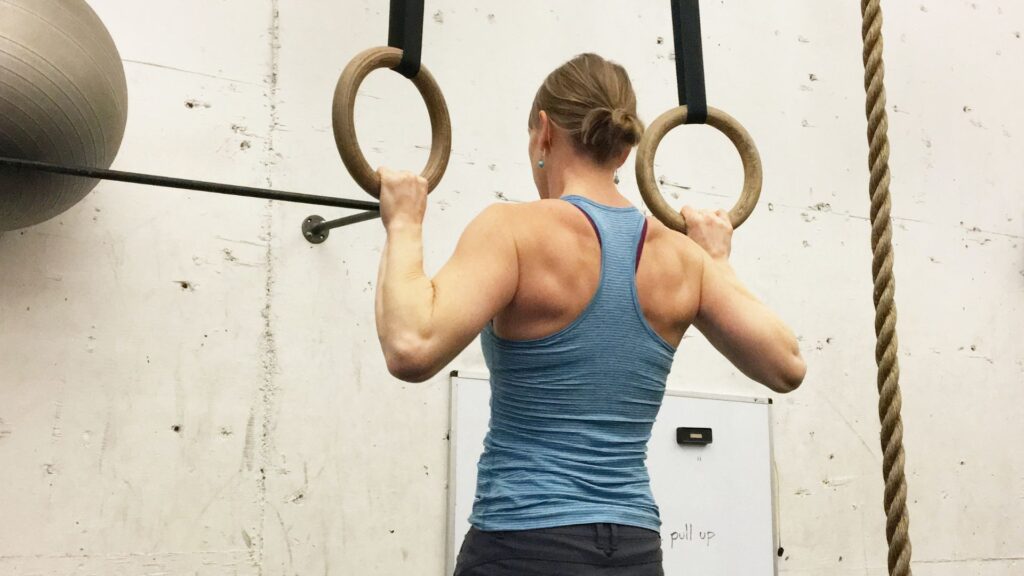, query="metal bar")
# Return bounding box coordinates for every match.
[313,210,381,233]
[0,156,381,212]
[301,210,382,244]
